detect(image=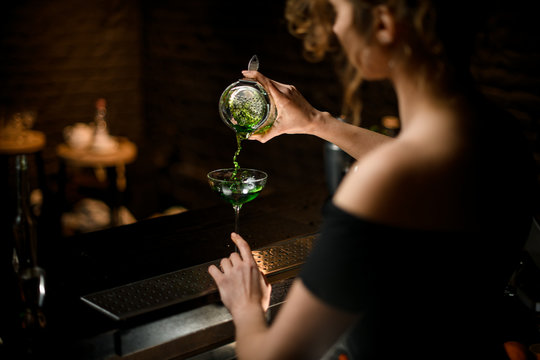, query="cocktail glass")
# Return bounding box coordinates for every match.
[207,168,268,244]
